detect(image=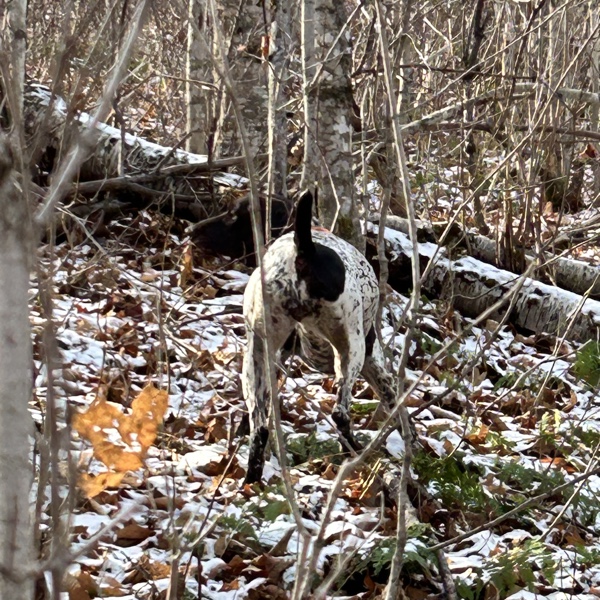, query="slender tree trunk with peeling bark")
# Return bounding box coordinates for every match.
[300,0,318,192]
[0,0,34,595]
[214,0,268,161]
[186,0,212,155]
[590,7,600,199]
[313,0,362,250]
[0,136,34,600]
[266,0,291,207]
